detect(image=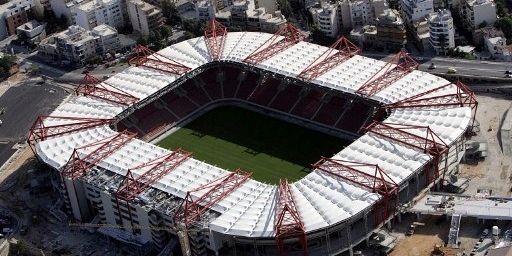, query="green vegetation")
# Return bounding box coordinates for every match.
[157,106,349,184]
[0,55,17,79]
